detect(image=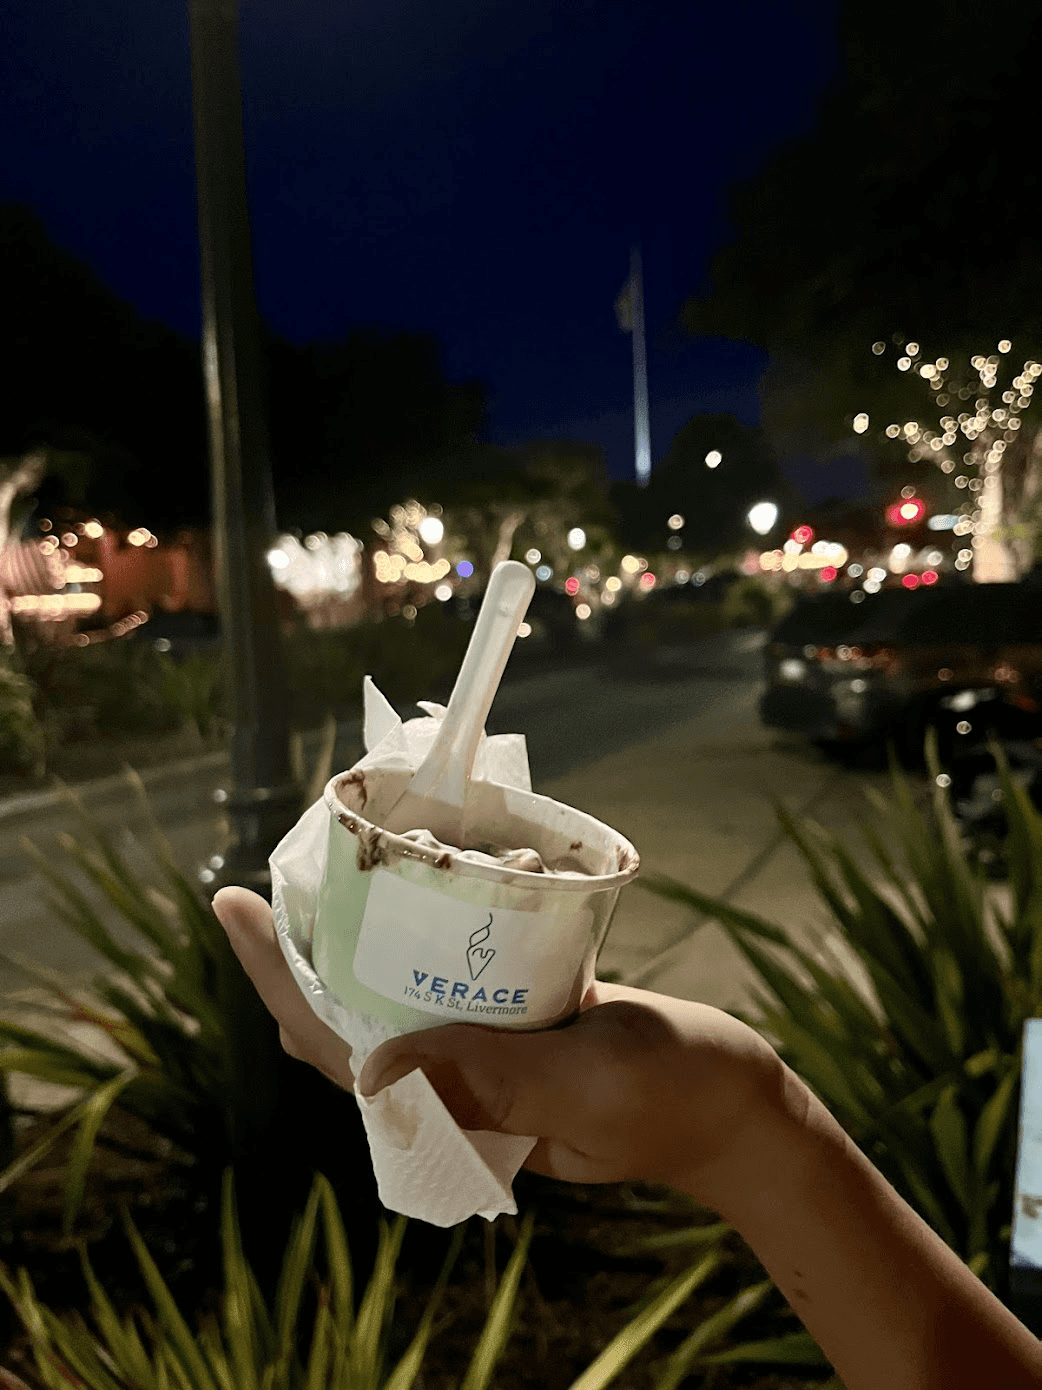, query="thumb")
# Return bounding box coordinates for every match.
[357,1022,574,1137]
